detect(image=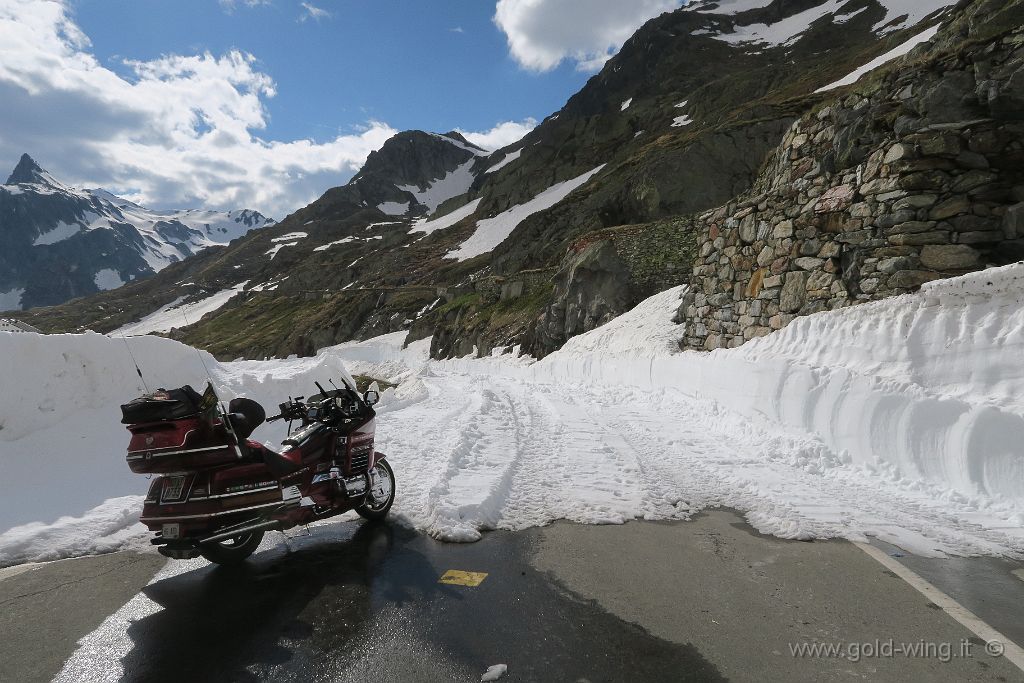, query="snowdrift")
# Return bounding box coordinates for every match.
[0,332,359,565]
[441,264,1024,509]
